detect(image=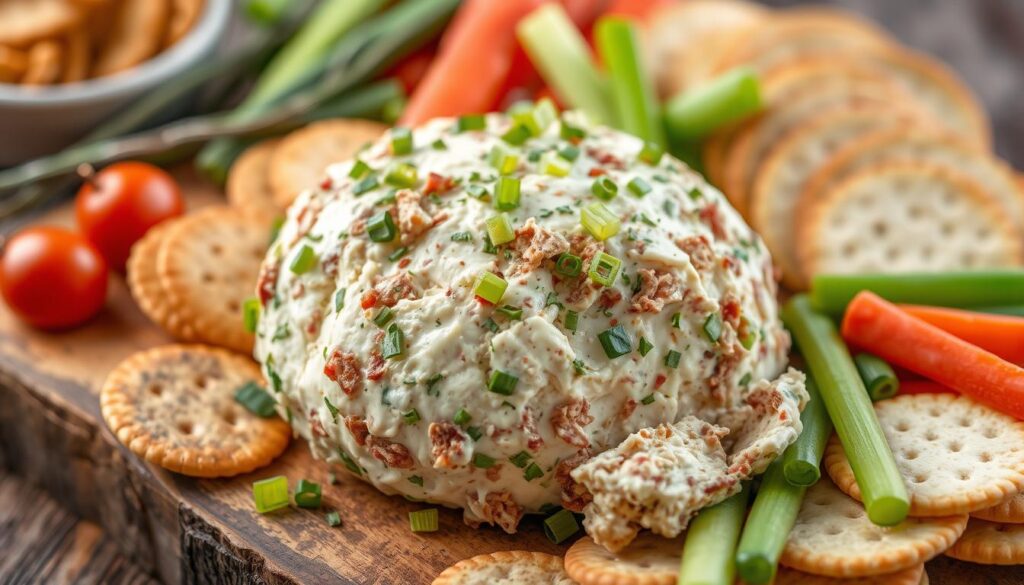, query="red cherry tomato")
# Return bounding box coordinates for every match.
[0,227,108,330]
[75,161,184,271]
